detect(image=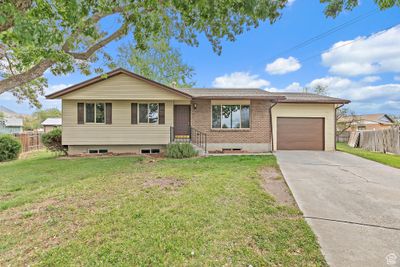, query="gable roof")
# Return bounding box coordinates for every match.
[41,118,62,126]
[267,92,350,104]
[46,68,192,99]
